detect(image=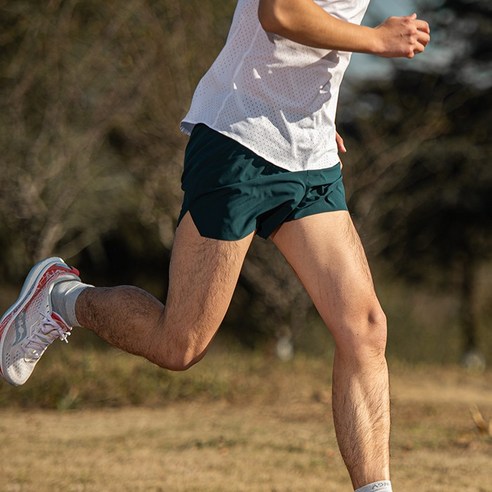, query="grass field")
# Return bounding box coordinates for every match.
[0,348,491,491]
